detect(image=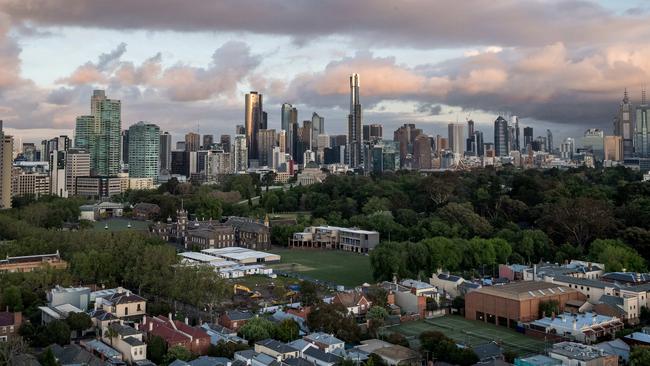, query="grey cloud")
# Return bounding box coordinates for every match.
[416,103,443,116]
[4,0,650,48]
[97,42,127,70]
